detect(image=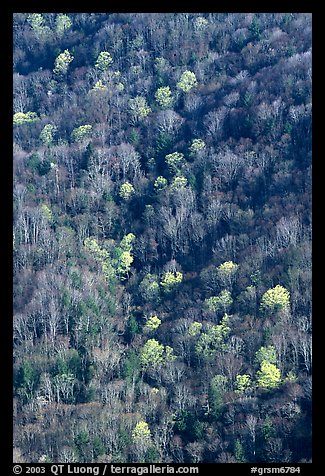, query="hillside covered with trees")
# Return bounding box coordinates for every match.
[13,12,312,464]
